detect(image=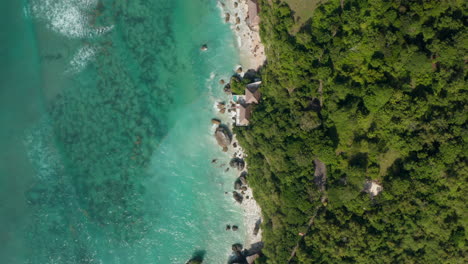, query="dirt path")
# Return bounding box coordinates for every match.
[287,195,326,264]
[288,159,327,263]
